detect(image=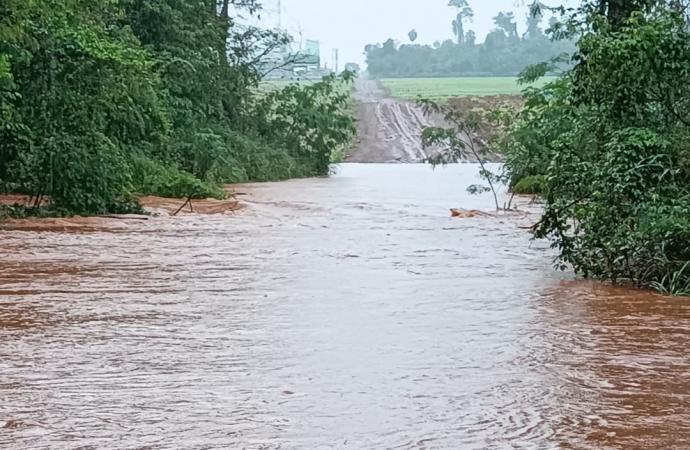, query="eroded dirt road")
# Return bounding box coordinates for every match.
[346,79,447,163]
